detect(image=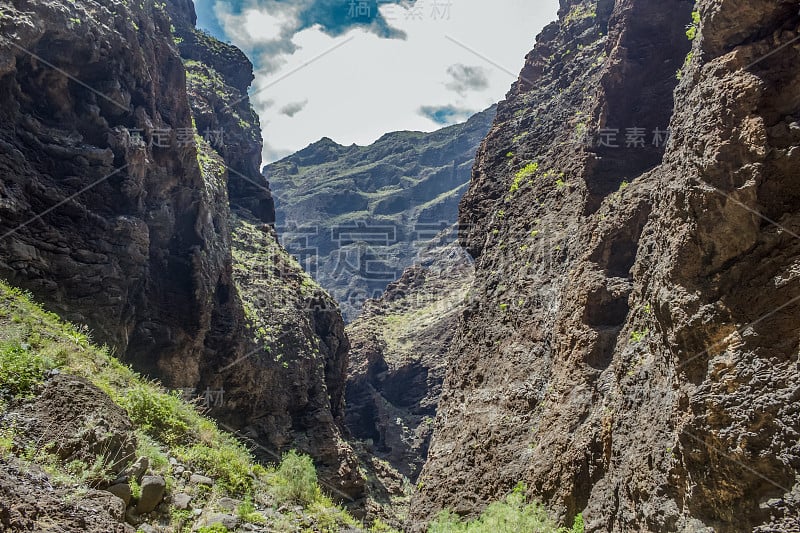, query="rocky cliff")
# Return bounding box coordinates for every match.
[264,107,495,321]
[0,0,360,500]
[344,231,474,526]
[412,0,800,532]
[346,233,473,481]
